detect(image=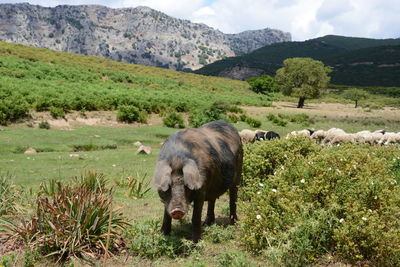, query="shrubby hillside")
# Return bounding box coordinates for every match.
[195,35,400,86]
[0,41,271,125]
